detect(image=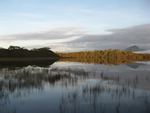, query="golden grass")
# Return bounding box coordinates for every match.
[58,50,150,64]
